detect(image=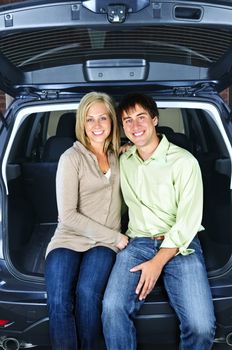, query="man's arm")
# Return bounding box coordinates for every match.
[130,247,178,300]
[160,155,203,255]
